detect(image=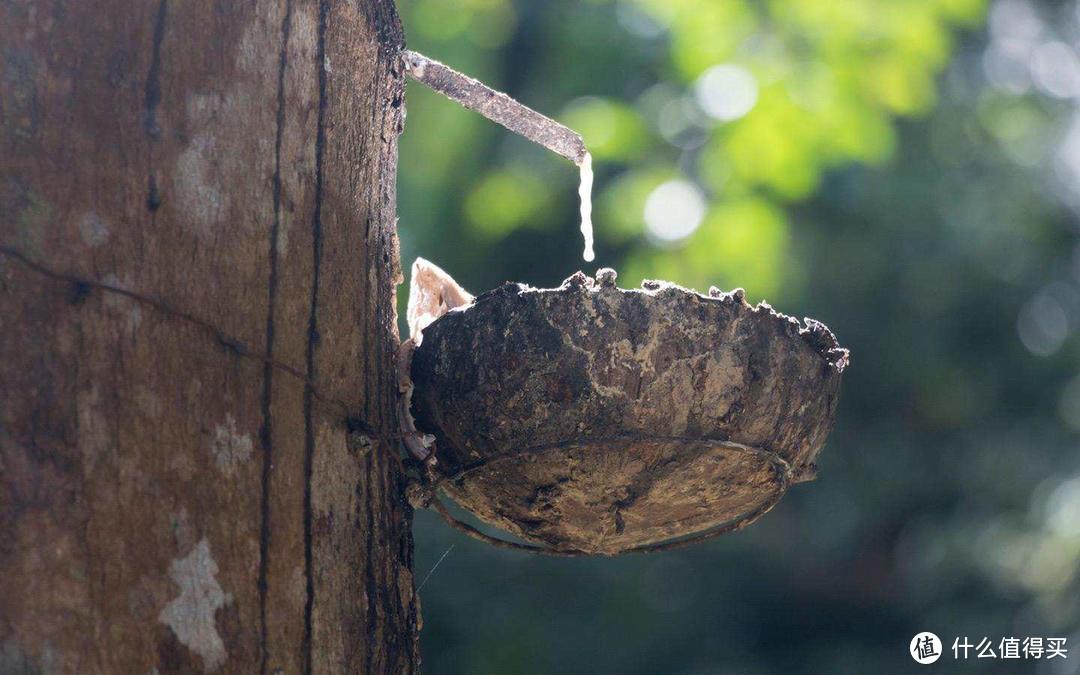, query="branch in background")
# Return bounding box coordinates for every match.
[402,50,587,165]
